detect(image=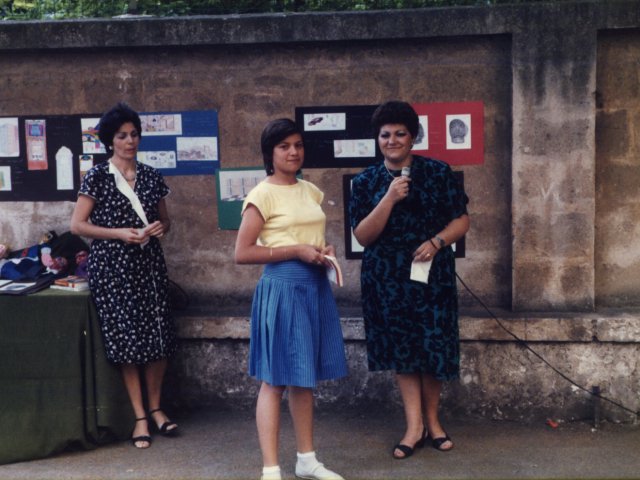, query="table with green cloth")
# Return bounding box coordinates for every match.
[0,289,134,465]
